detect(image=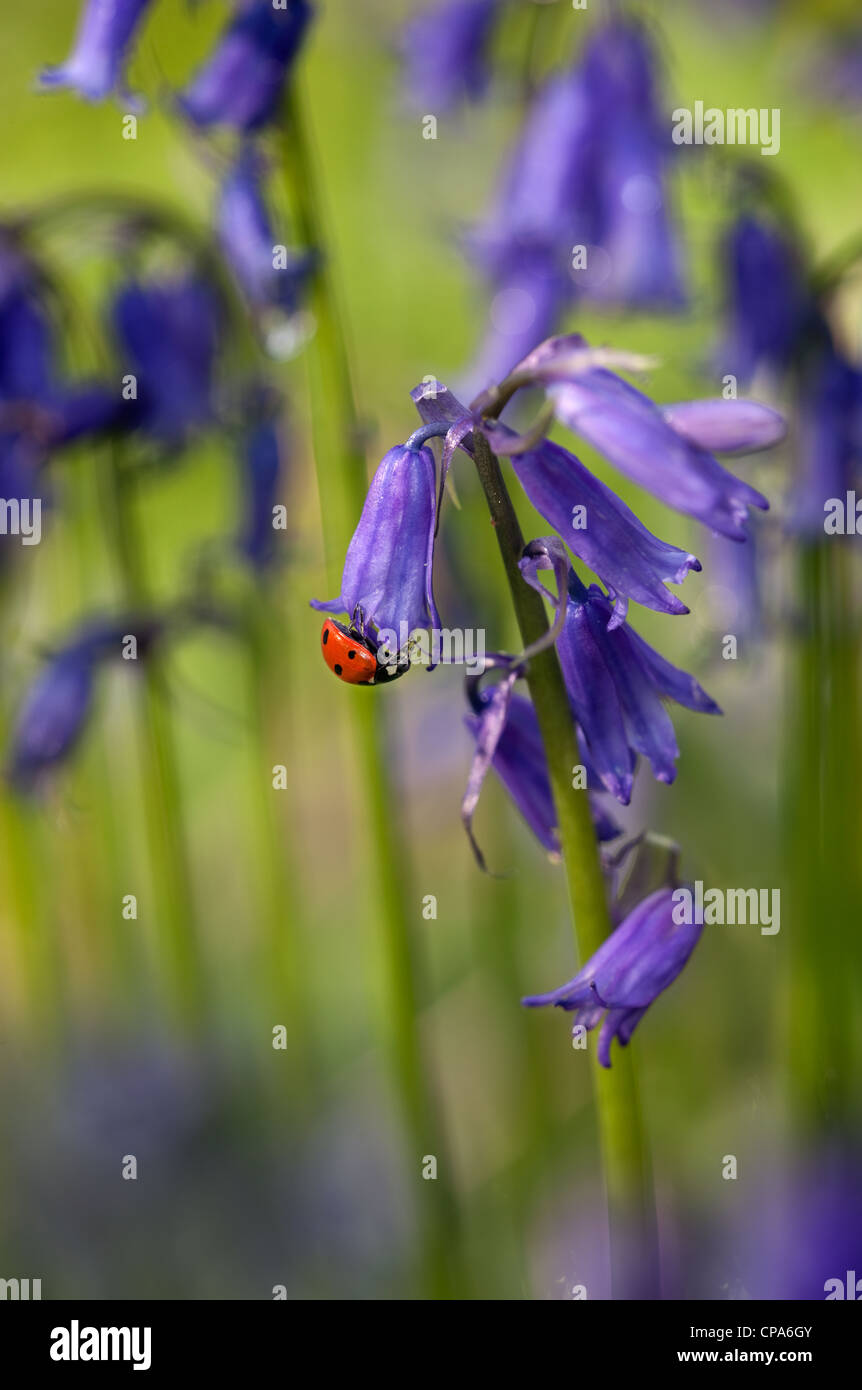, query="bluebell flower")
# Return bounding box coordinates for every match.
[719,213,813,386]
[7,618,160,794]
[409,378,701,622]
[40,0,153,103]
[400,0,500,113]
[179,0,312,133]
[0,289,121,449]
[522,886,703,1067]
[463,684,620,867]
[465,67,599,281]
[515,334,777,539]
[218,151,316,314]
[578,17,685,309]
[112,276,220,446]
[520,539,720,804]
[792,342,862,537]
[310,442,440,651]
[237,409,284,572]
